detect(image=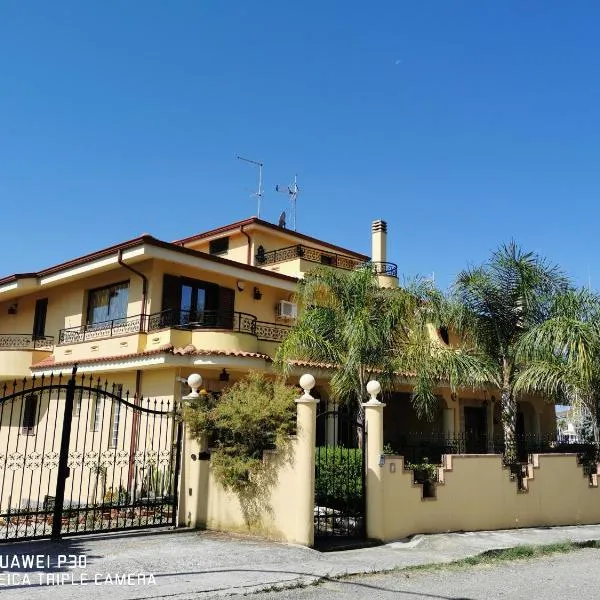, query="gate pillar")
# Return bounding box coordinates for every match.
[295,374,319,547]
[363,381,386,542]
